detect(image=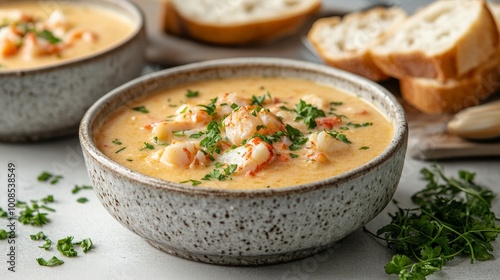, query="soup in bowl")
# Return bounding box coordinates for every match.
[0,0,145,142]
[79,58,408,265]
